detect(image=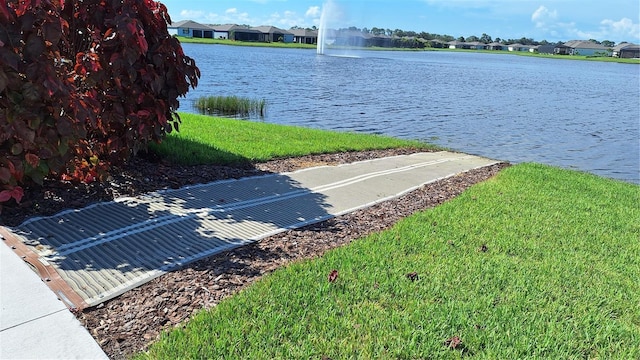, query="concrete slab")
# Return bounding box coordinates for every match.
[0,238,108,359]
